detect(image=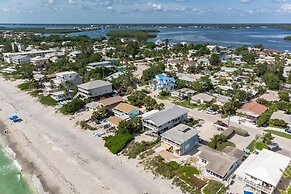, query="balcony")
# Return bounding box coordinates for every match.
[244,178,273,194]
